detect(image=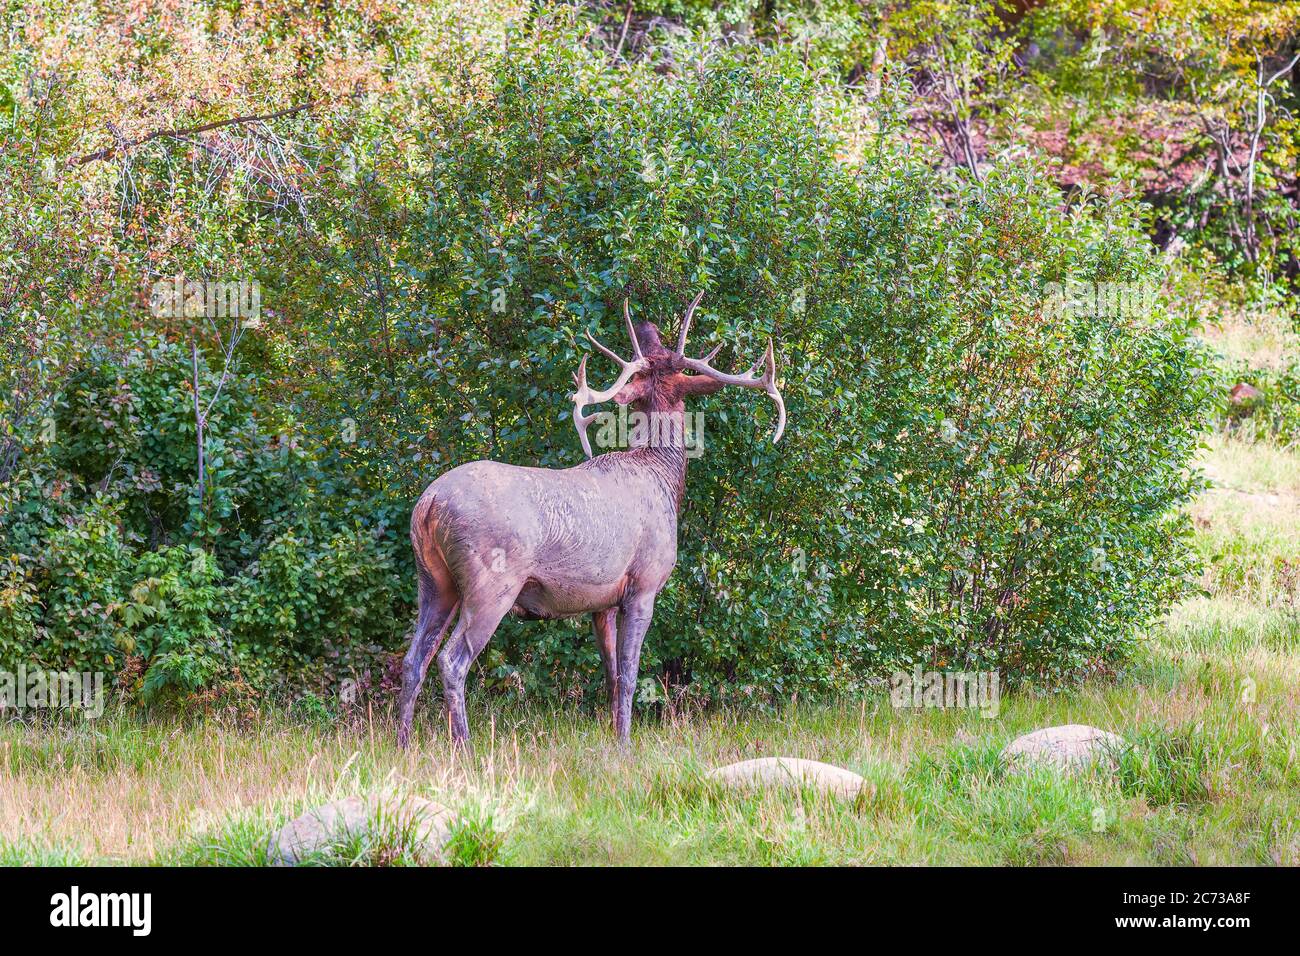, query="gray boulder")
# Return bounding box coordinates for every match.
[1001,724,1128,773]
[707,757,867,798]
[267,794,456,865]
